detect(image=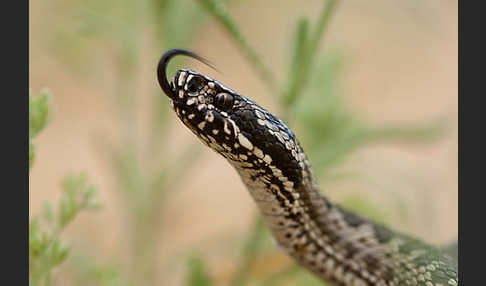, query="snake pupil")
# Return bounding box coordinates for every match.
[215,93,234,110]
